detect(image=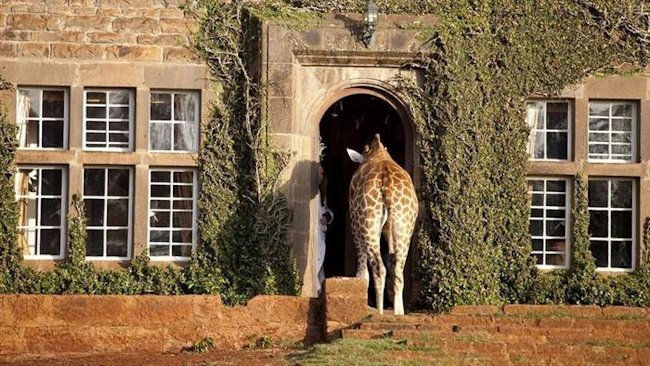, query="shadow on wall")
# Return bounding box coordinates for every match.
[280,159,321,290]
